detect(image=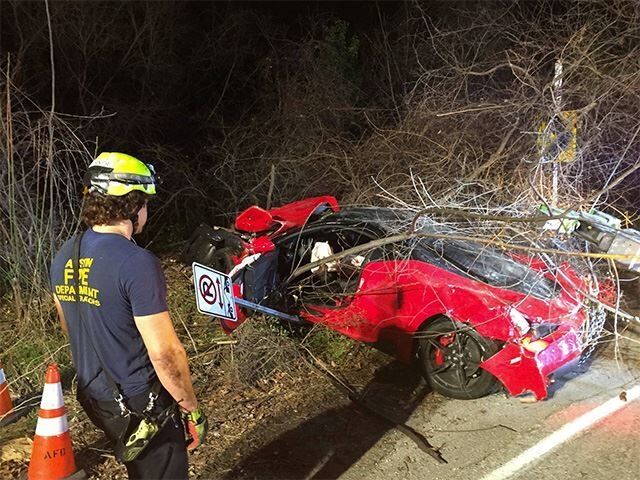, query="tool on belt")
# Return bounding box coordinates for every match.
[112,381,176,463]
[73,231,174,462]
